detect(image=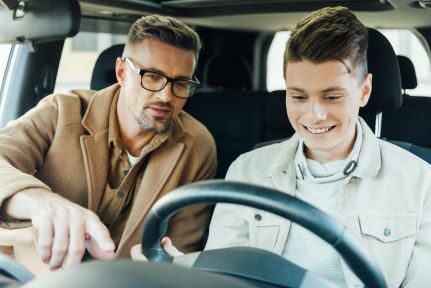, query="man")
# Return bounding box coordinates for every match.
[0,15,216,271]
[147,6,431,288]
